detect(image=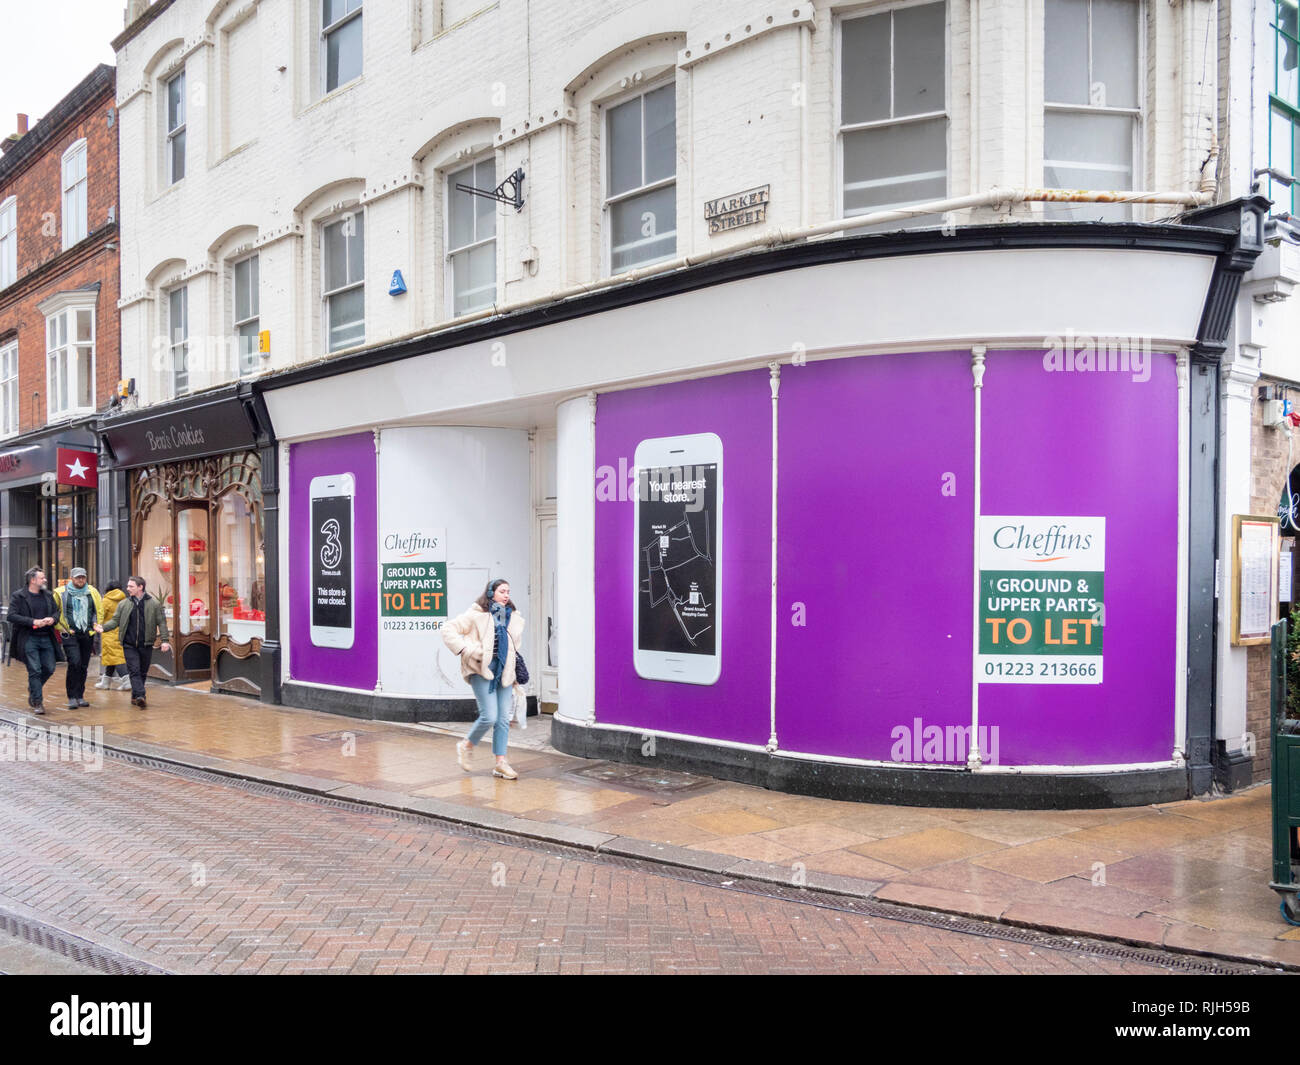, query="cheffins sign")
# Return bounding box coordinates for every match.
[978,516,1106,685]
